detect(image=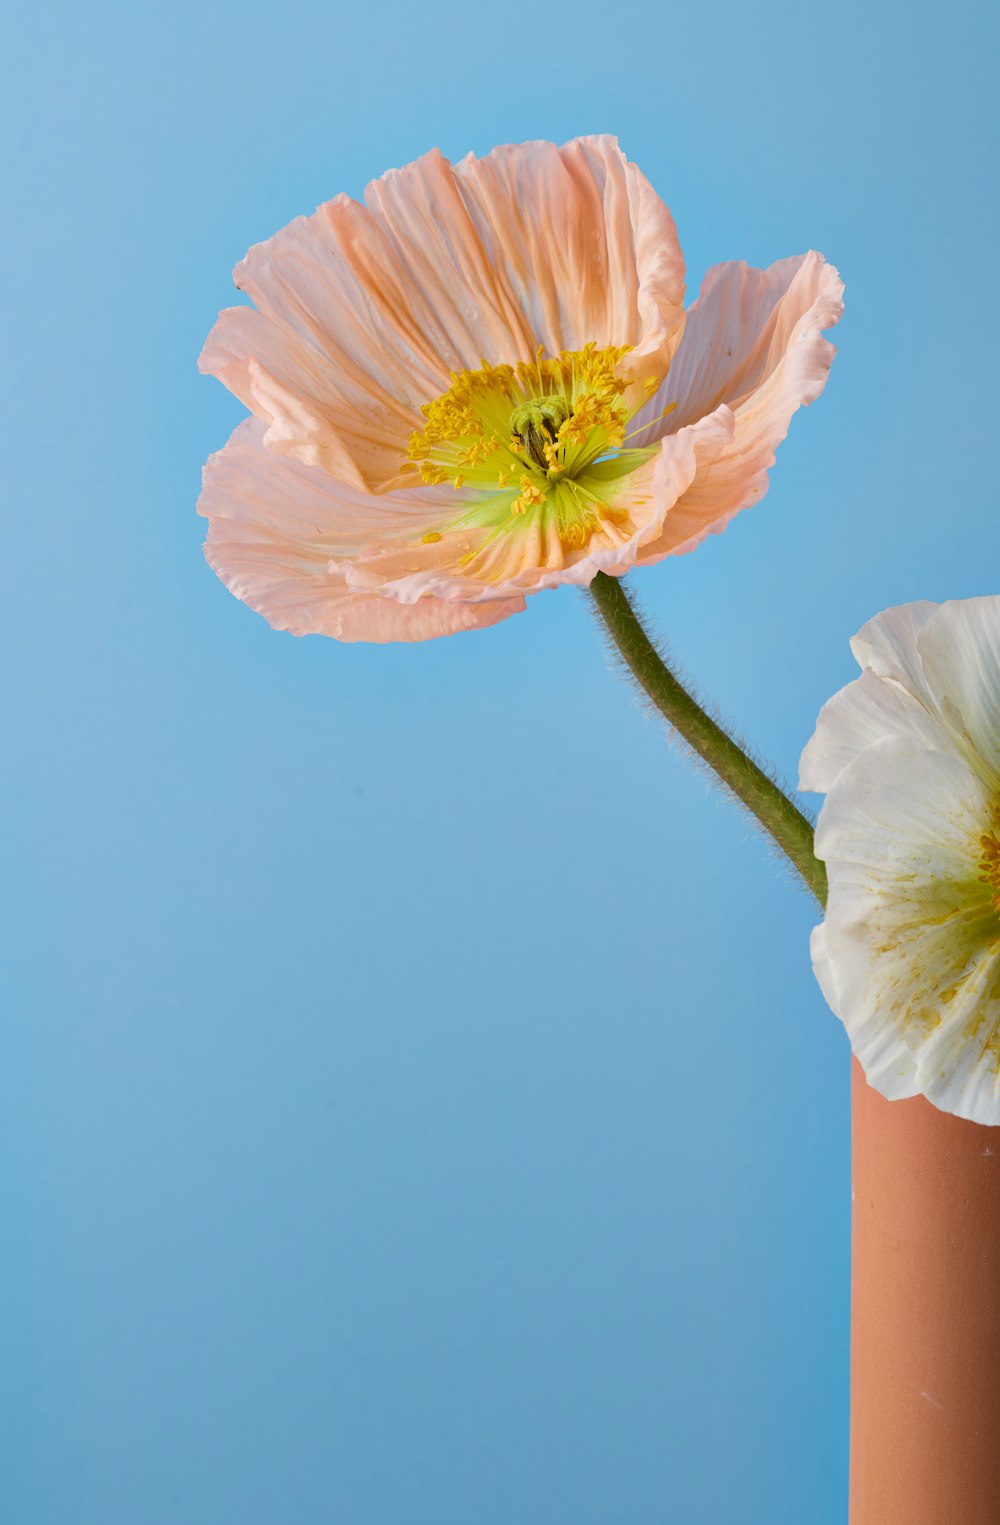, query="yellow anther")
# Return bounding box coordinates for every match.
[511,473,545,515]
[980,812,1000,913]
[421,531,443,544]
[402,342,664,557]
